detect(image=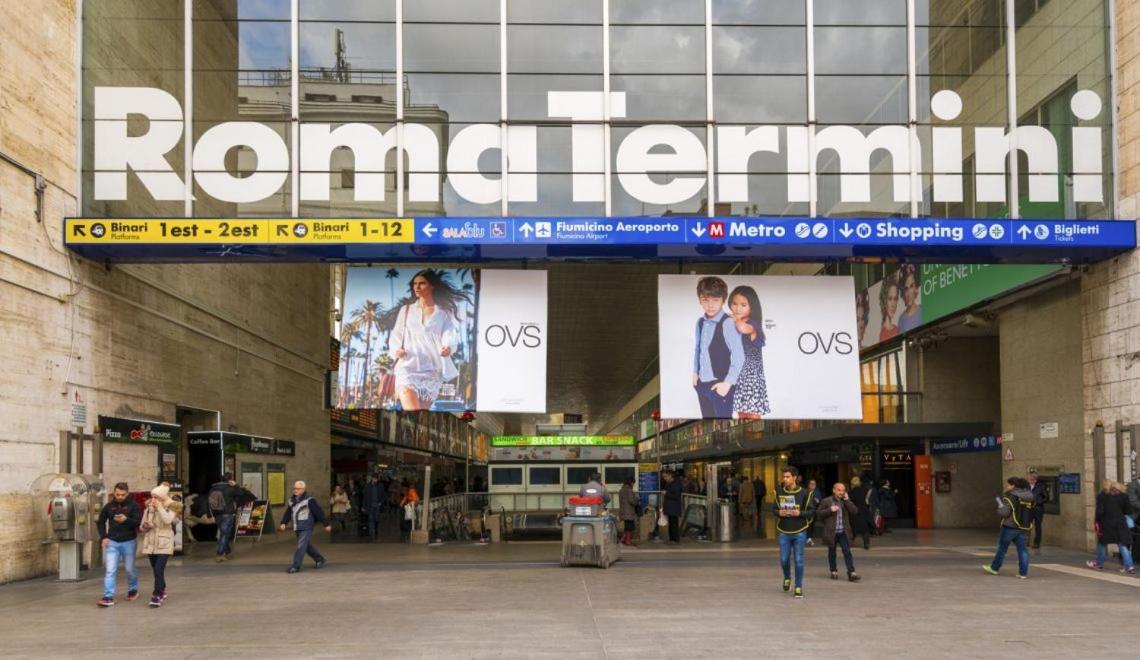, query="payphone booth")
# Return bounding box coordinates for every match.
[31,473,106,581]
